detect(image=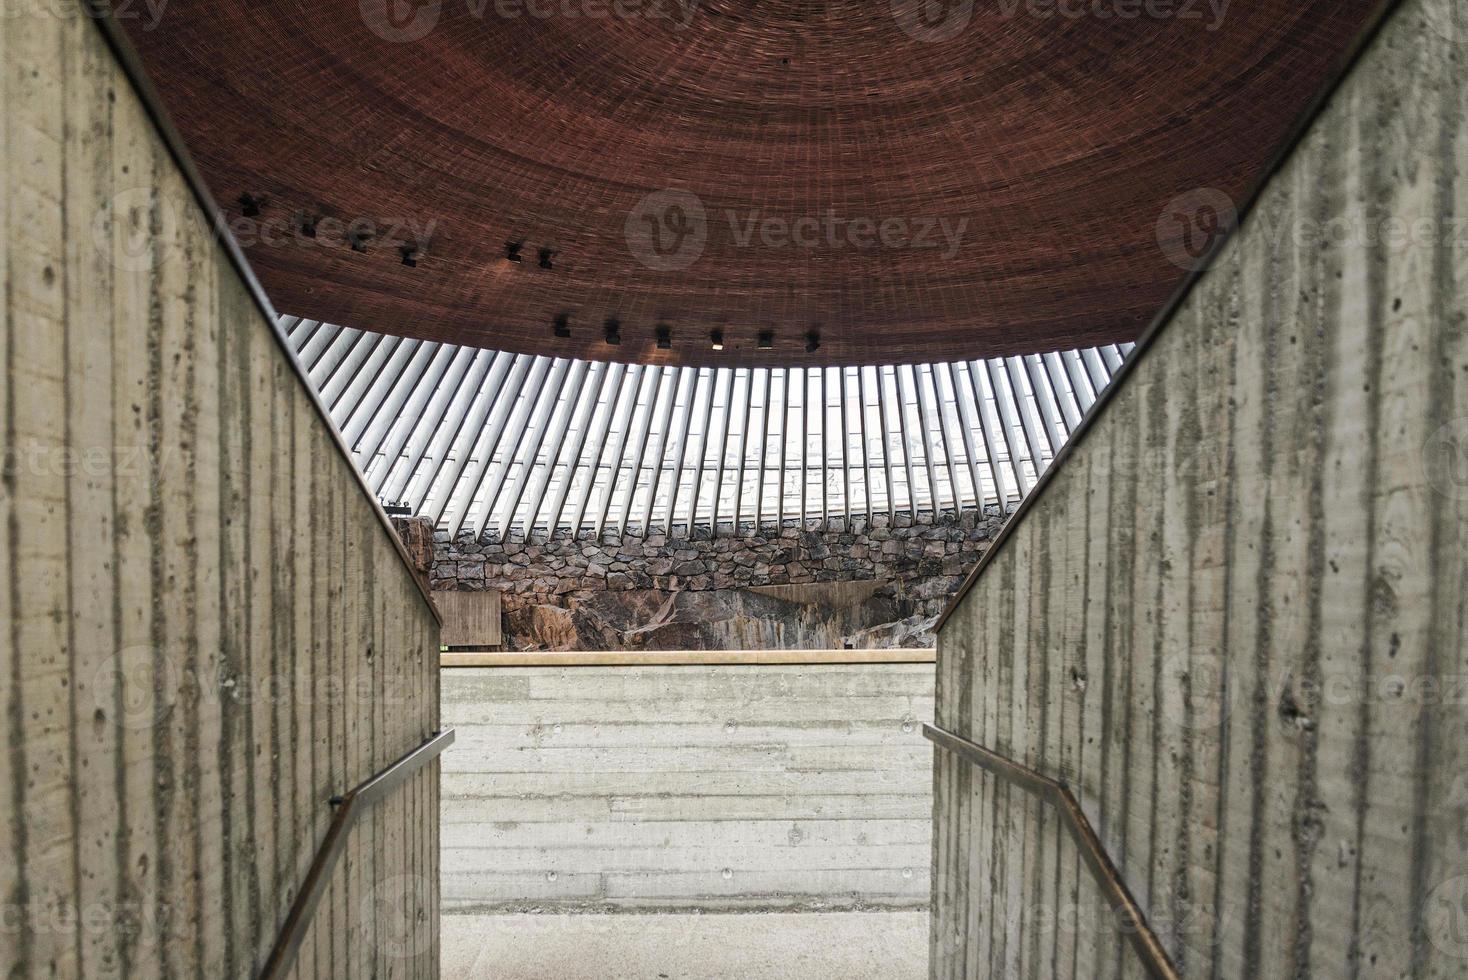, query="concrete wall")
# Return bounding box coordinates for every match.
[430,509,1004,650]
[441,665,934,911]
[1,8,441,979]
[930,1,1467,976]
